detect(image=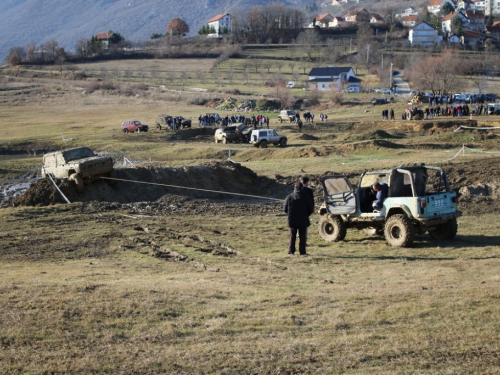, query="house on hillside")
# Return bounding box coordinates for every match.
[441,10,469,35]
[96,32,115,49]
[402,15,418,27]
[370,13,385,24]
[314,14,334,28]
[207,13,231,38]
[465,10,486,31]
[344,8,371,23]
[461,29,482,44]
[307,66,362,92]
[409,21,443,46]
[329,16,346,27]
[427,0,455,15]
